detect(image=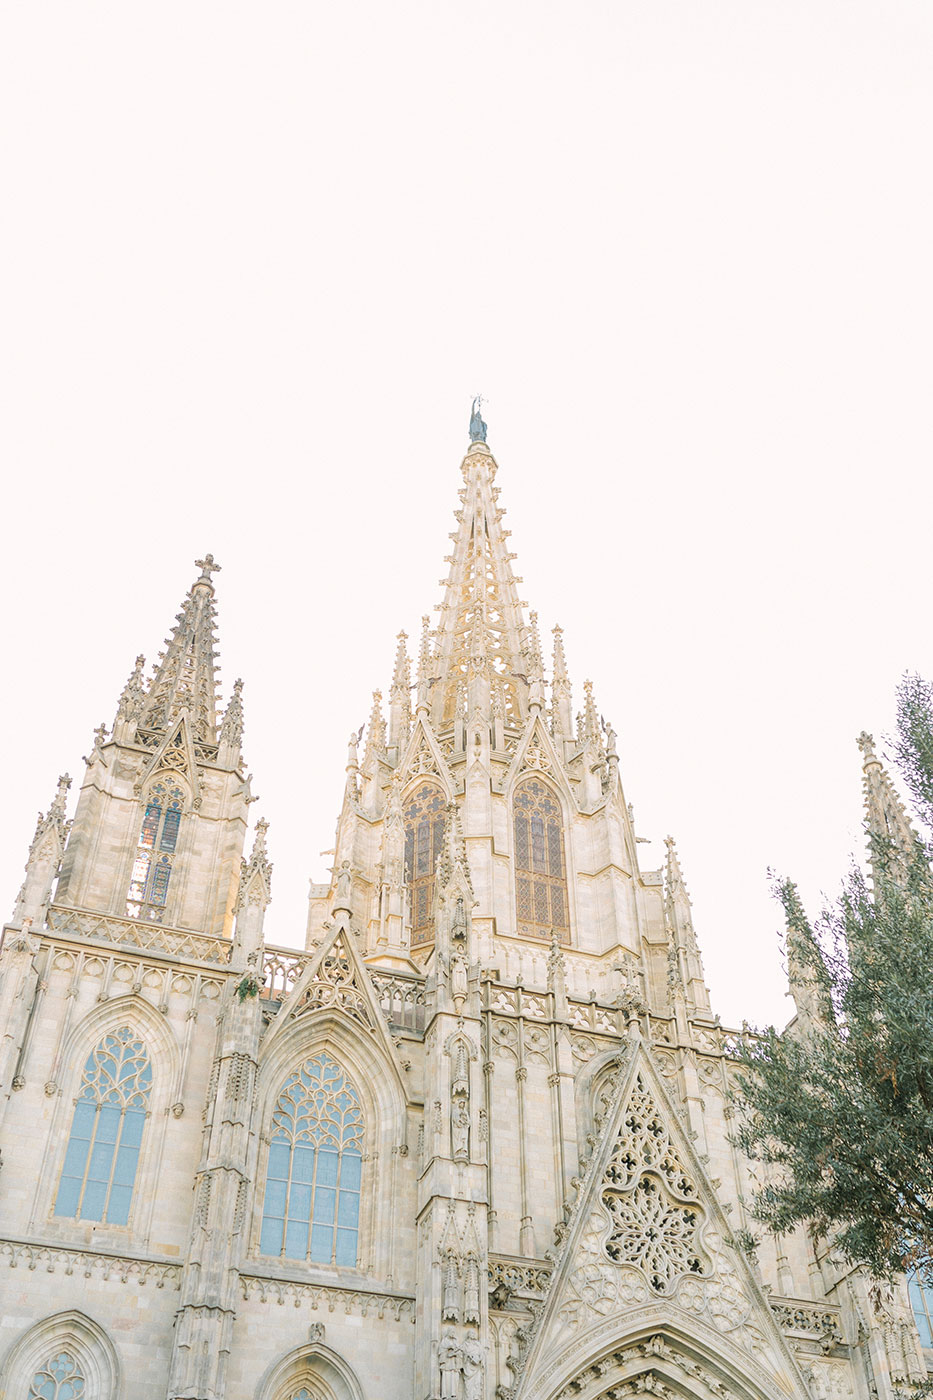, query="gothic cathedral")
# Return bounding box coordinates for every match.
[0,424,929,1400]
